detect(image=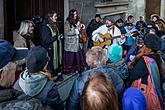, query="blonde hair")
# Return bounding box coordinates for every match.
[18,20,34,36]
[86,46,107,67]
[81,72,118,110]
